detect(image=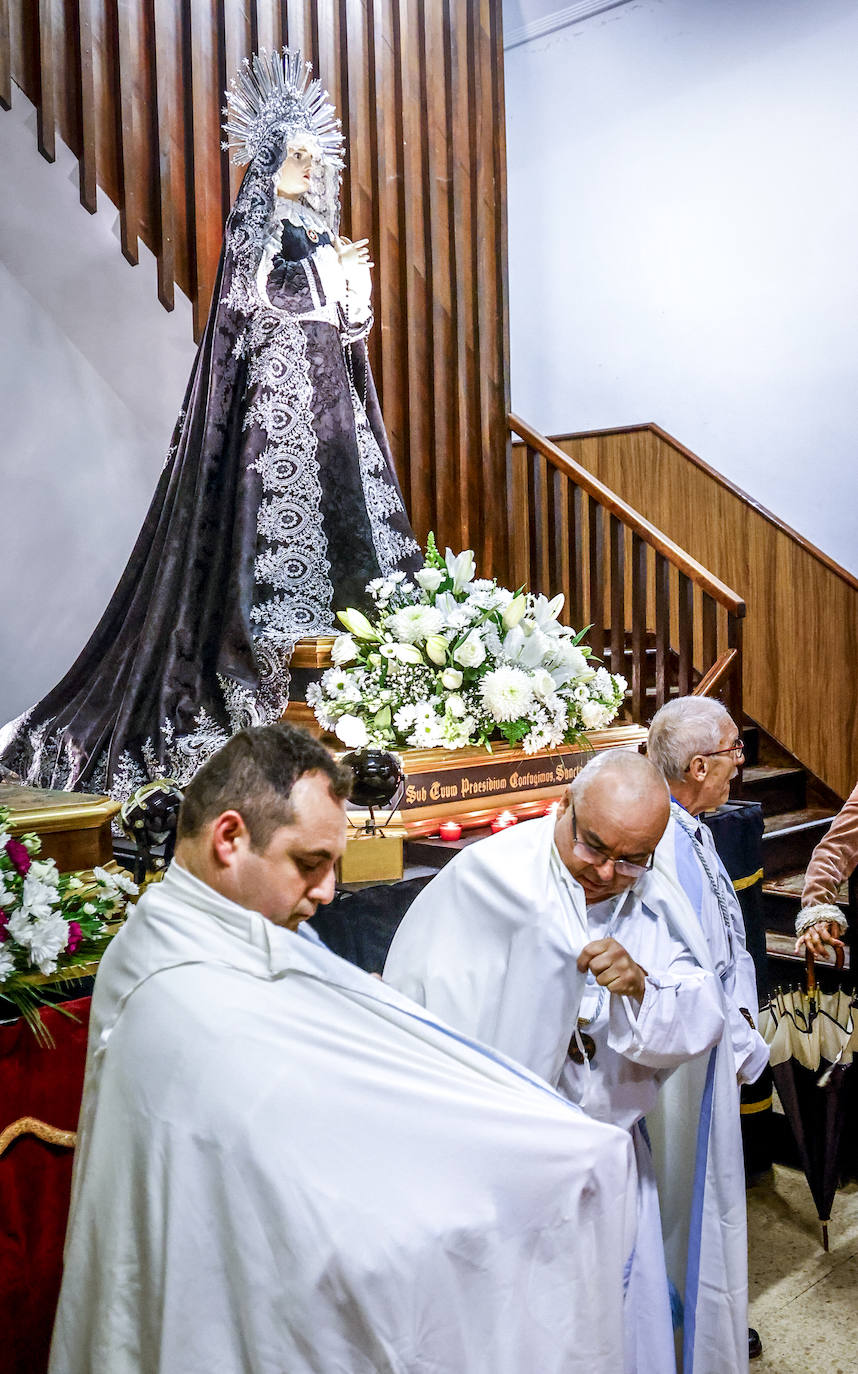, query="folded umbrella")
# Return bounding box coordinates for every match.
[758,950,857,1249]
